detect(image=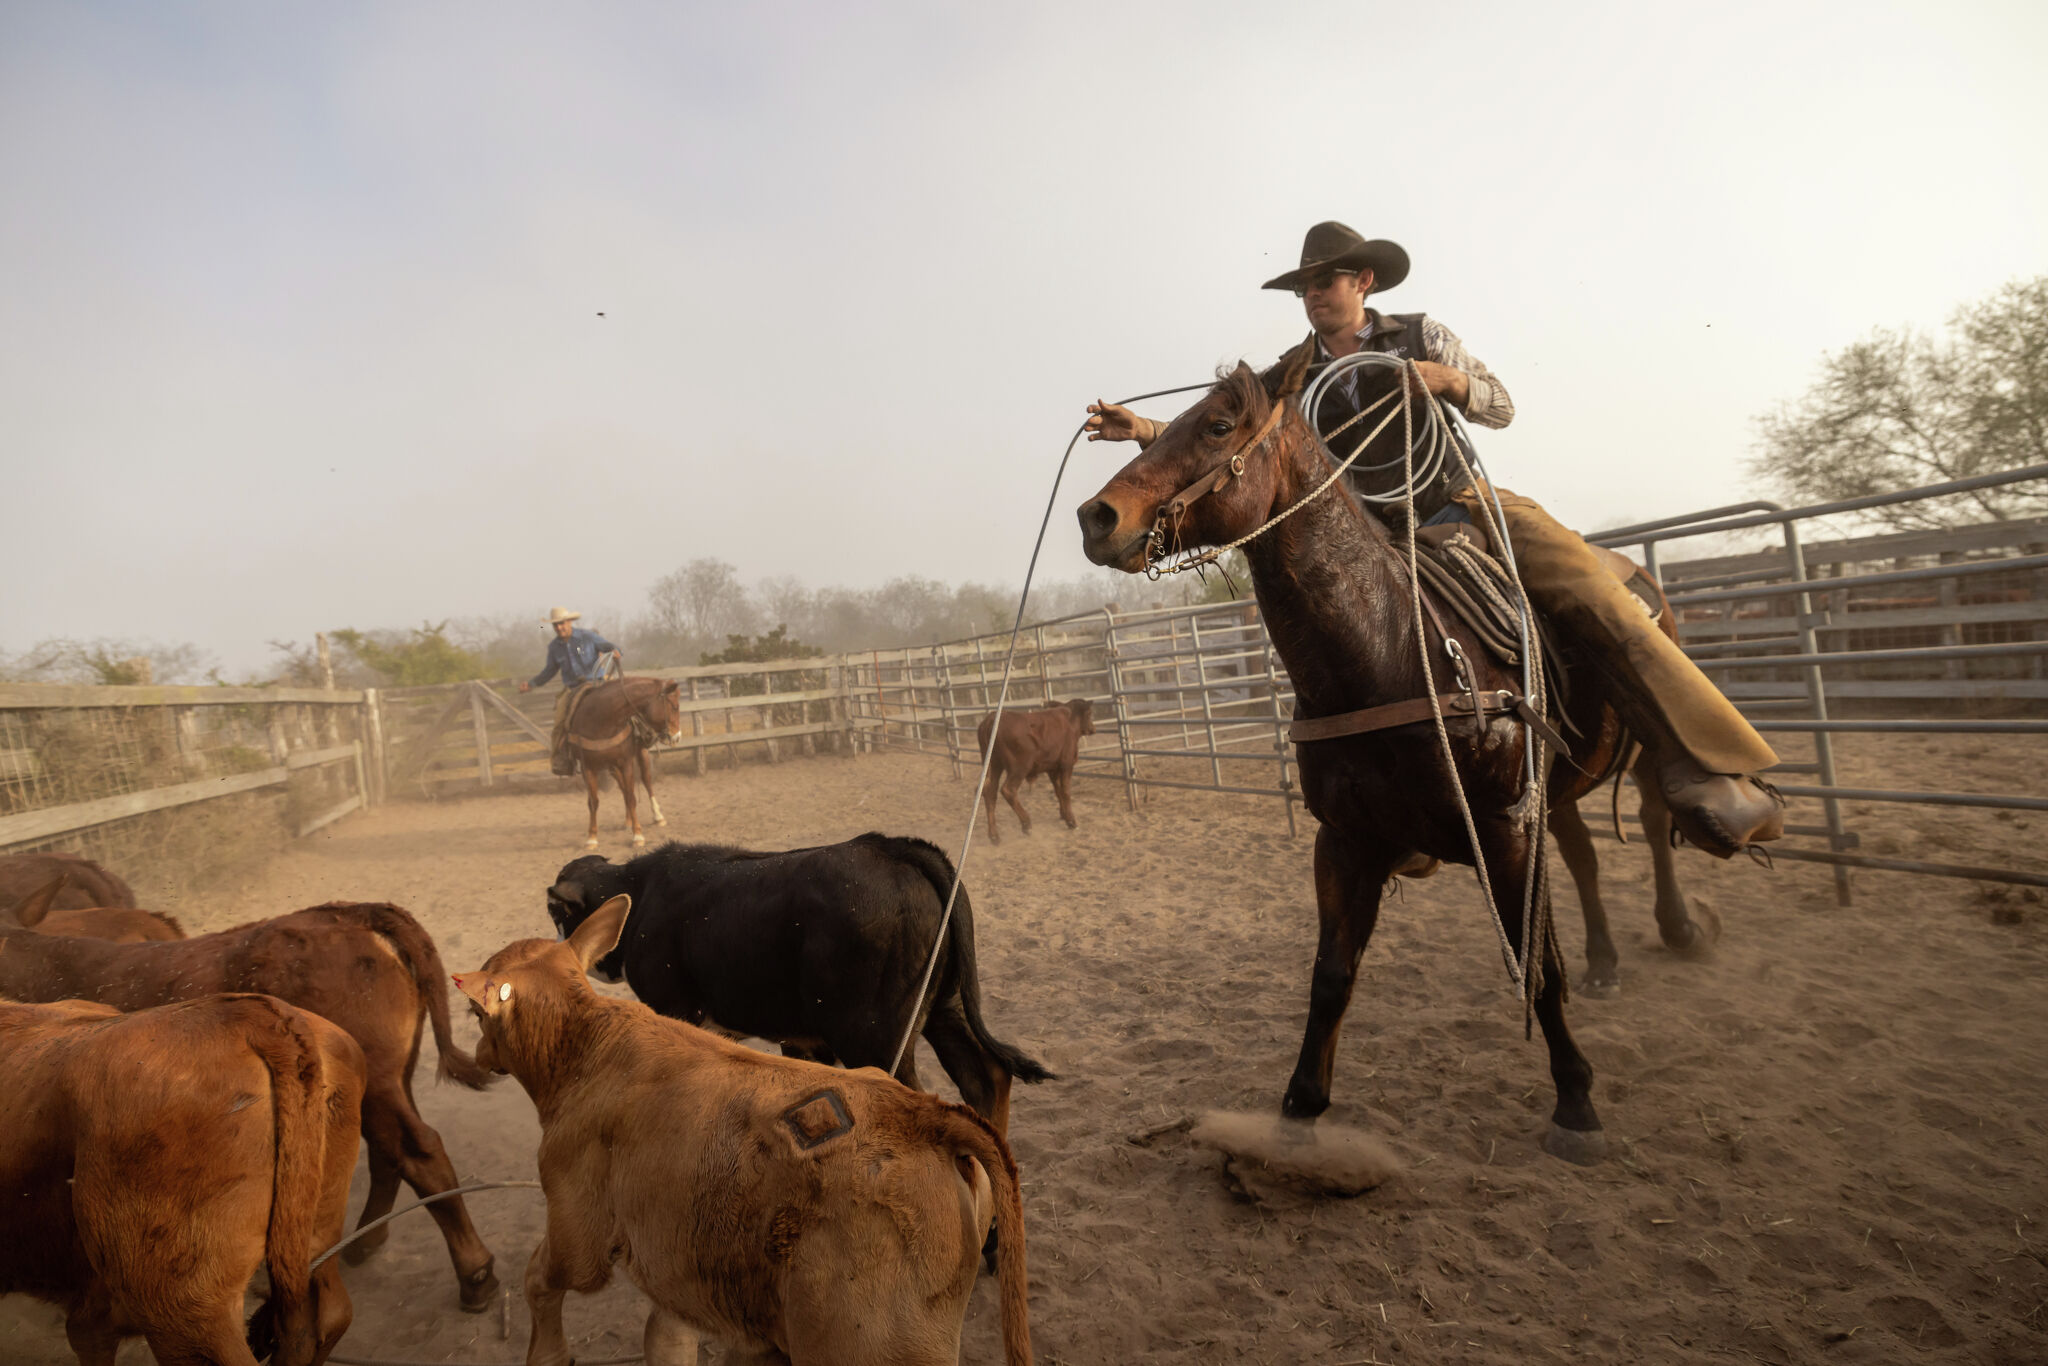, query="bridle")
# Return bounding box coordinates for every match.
[1142,391,1290,573]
